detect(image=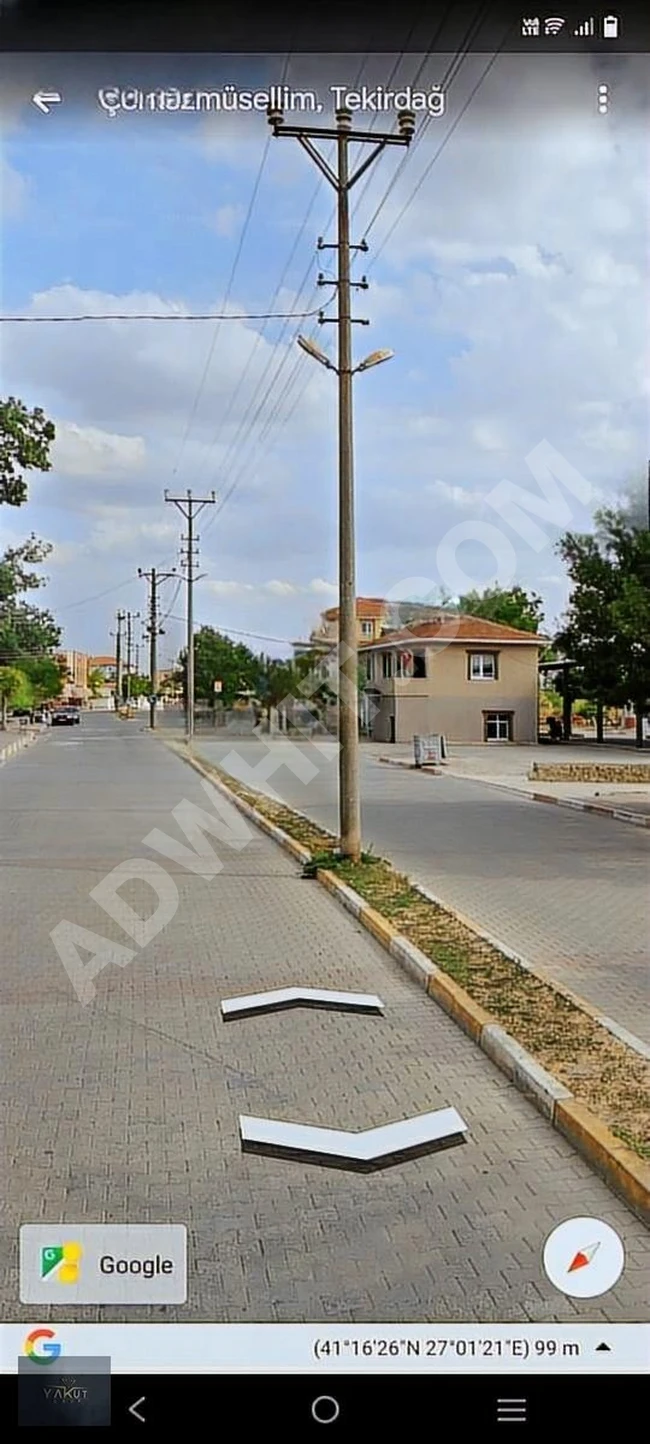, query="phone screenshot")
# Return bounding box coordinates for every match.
[1,1,648,1433]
